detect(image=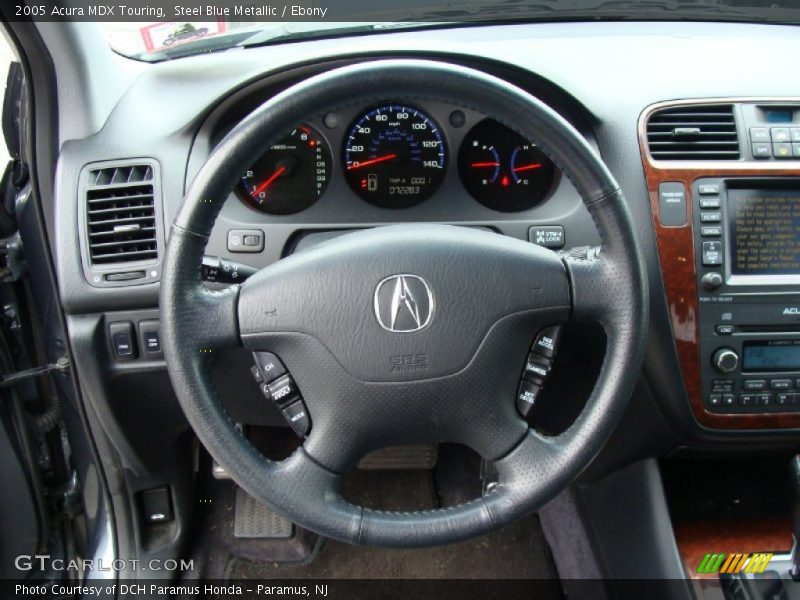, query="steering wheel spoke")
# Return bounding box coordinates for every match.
[563,247,614,323]
[477,428,565,525]
[161,226,240,355]
[259,448,362,543]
